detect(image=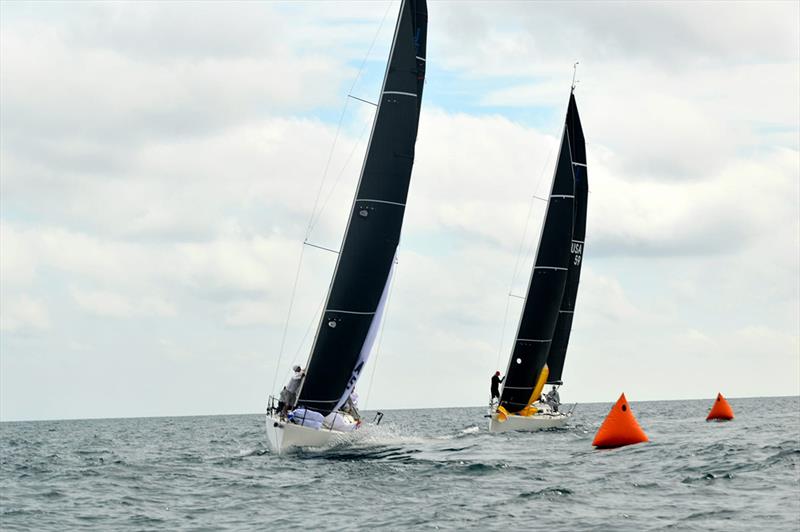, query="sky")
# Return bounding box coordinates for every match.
[1,1,798,422]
